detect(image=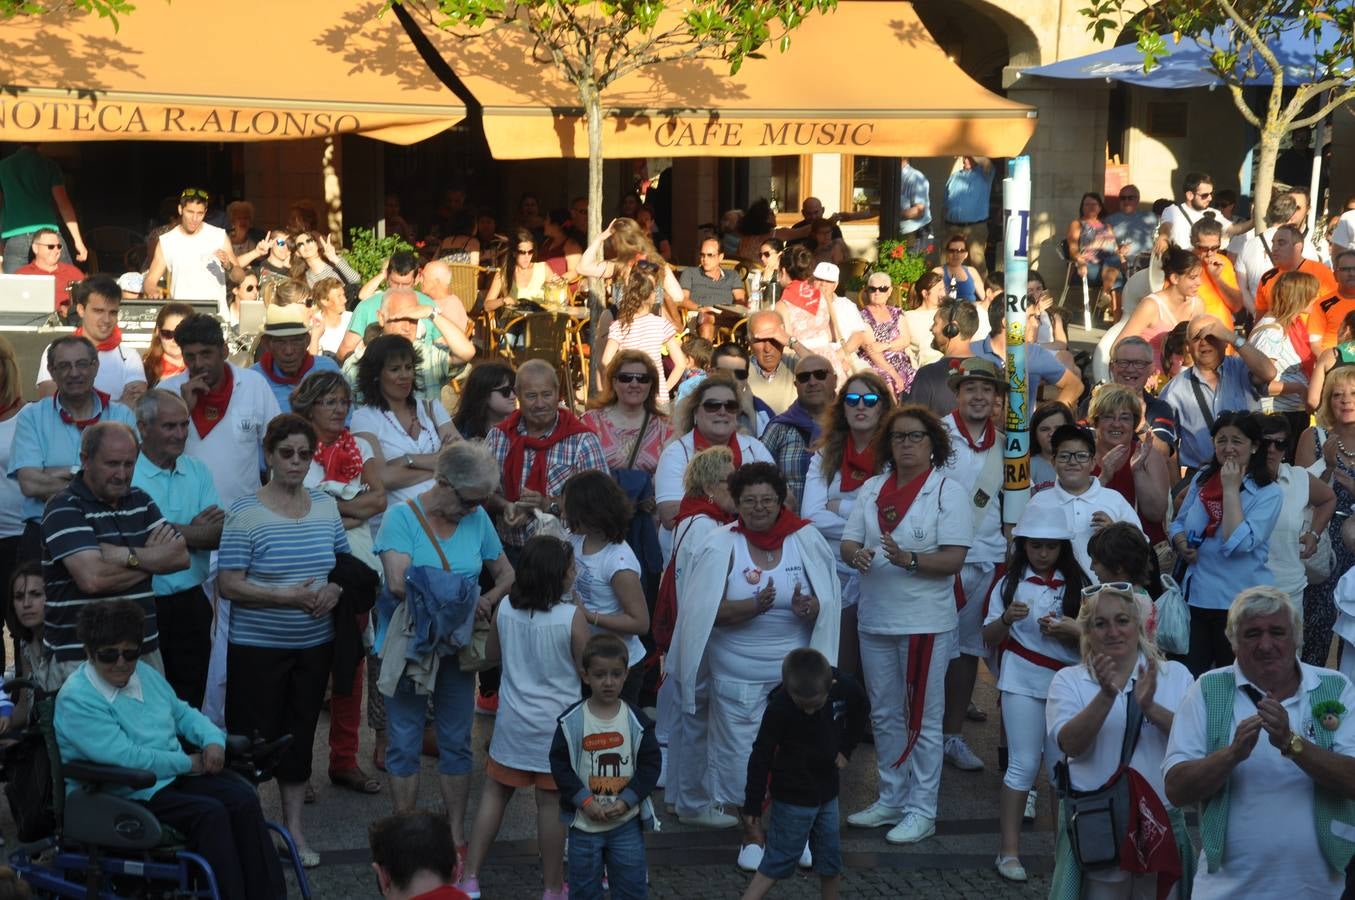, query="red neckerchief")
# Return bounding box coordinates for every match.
[159,359,187,380]
[950,410,996,452]
[259,351,316,386]
[781,279,821,316]
[839,439,876,492]
[693,429,743,468]
[496,409,595,502]
[1199,471,1224,537]
[1120,767,1184,900]
[733,506,811,552]
[314,428,366,484]
[1025,570,1065,589]
[875,467,930,534]
[57,390,110,430]
[675,496,734,526]
[190,366,234,439]
[74,325,121,352]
